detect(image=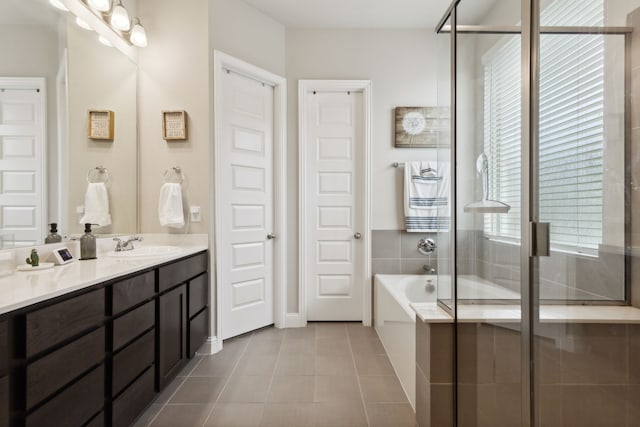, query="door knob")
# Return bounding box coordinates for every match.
[267,233,276,240]
[354,232,362,240]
